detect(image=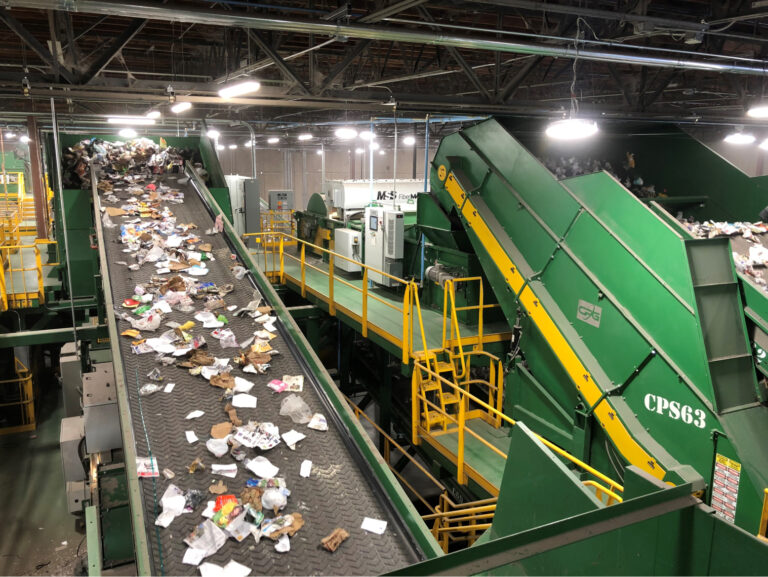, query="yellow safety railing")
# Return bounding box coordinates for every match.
[422,493,497,551]
[259,209,295,236]
[0,357,36,435]
[0,241,58,311]
[346,394,498,552]
[758,488,768,542]
[412,358,624,505]
[244,231,435,365]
